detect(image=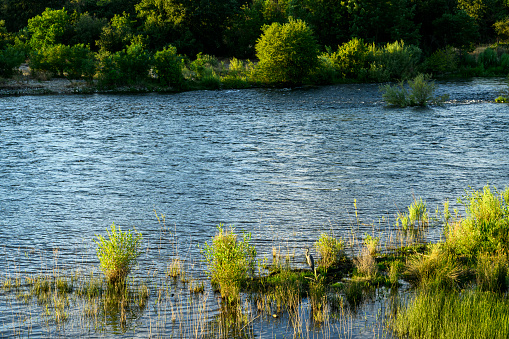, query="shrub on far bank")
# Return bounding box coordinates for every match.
[153,45,184,89]
[0,46,25,78]
[255,18,319,85]
[29,43,95,80]
[97,41,152,87]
